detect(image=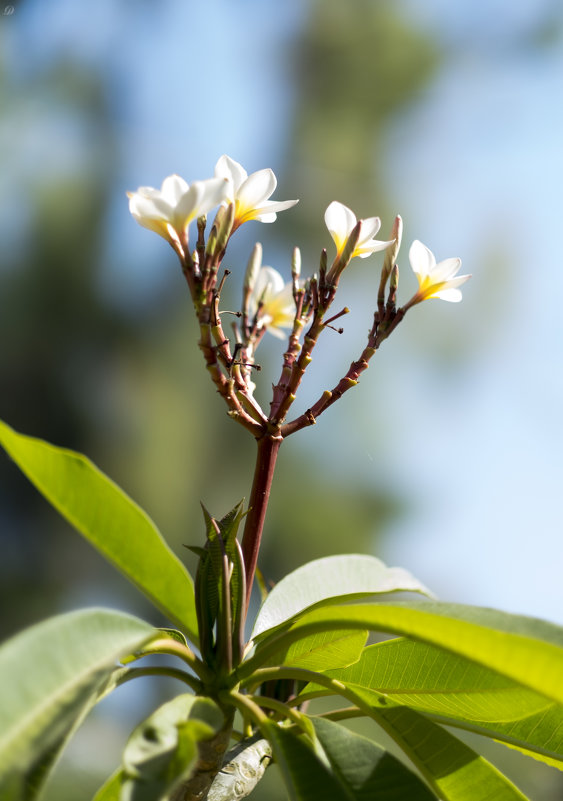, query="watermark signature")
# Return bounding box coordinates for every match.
[3,5,15,15]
